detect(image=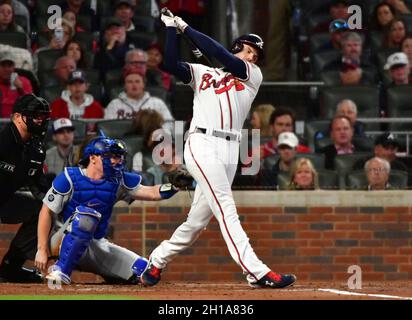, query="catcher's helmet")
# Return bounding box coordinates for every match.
[80,137,128,181]
[230,34,264,61]
[13,93,50,137]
